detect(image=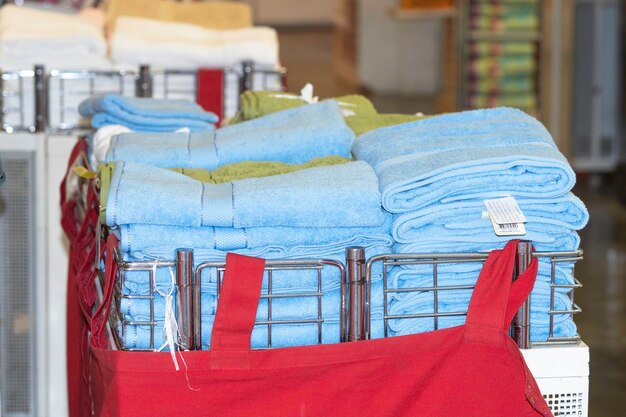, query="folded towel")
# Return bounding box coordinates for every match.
[230,92,377,125]
[347,113,427,137]
[468,93,537,111]
[0,5,107,61]
[120,238,392,296]
[106,0,252,31]
[116,213,392,252]
[120,281,385,323]
[111,16,279,70]
[392,193,588,249]
[353,107,576,213]
[469,41,536,57]
[468,75,535,94]
[387,280,576,342]
[106,160,386,228]
[469,55,536,77]
[105,100,355,167]
[119,316,386,350]
[91,125,133,167]
[388,258,576,290]
[98,156,350,224]
[79,94,218,131]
